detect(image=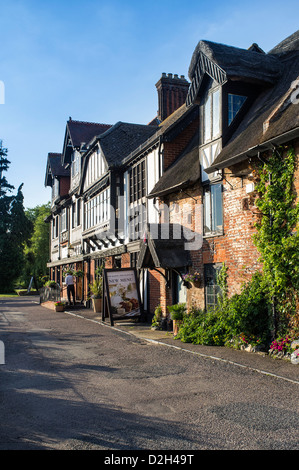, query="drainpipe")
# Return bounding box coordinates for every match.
[158,136,164,178]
